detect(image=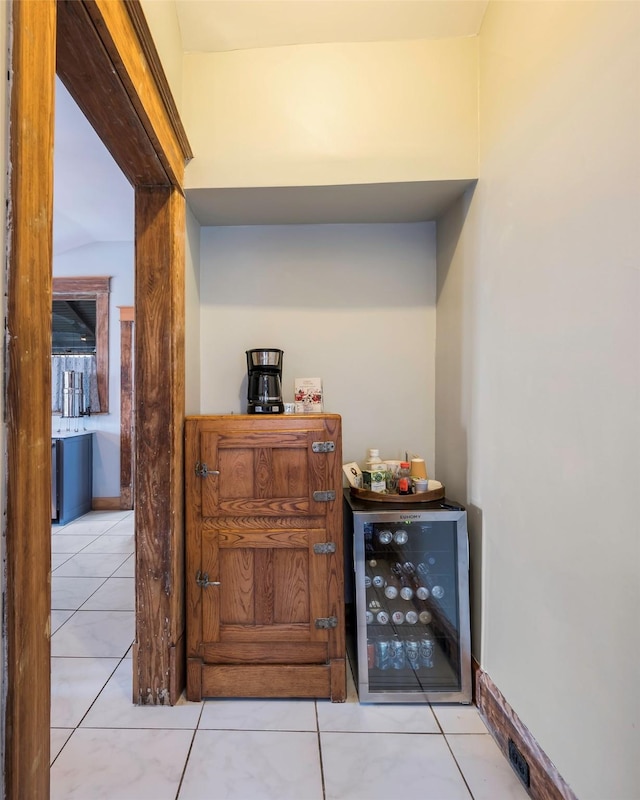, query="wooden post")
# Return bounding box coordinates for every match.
[133,186,186,704]
[5,0,56,795]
